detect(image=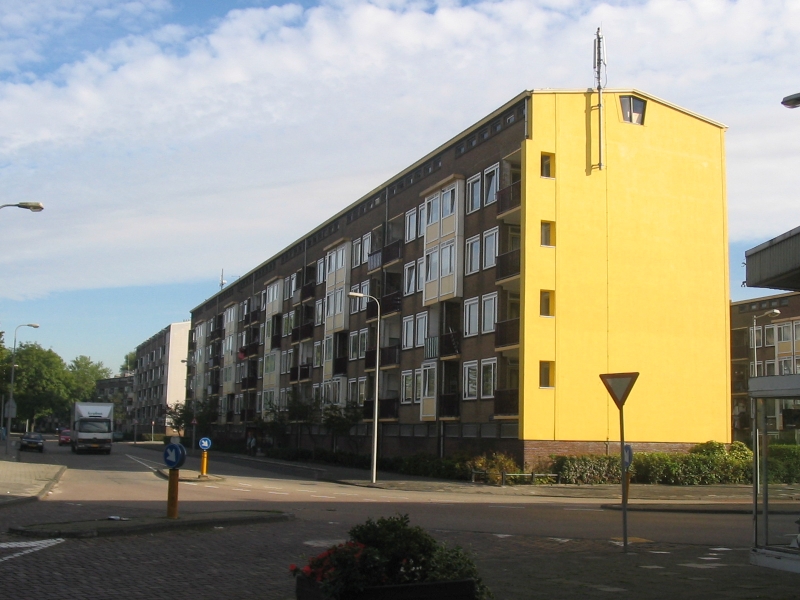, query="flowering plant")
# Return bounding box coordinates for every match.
[290,515,492,599]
